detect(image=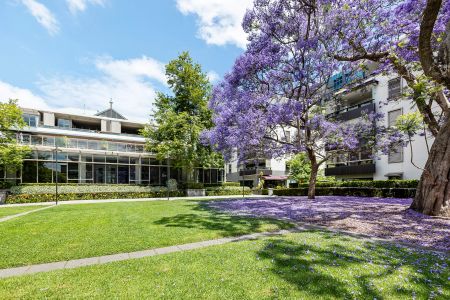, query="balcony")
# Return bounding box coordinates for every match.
[325,160,376,176]
[327,100,375,121]
[40,125,142,138]
[239,168,272,176]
